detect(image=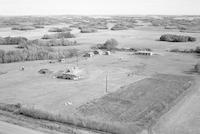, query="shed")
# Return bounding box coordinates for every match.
[134,51,153,56]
